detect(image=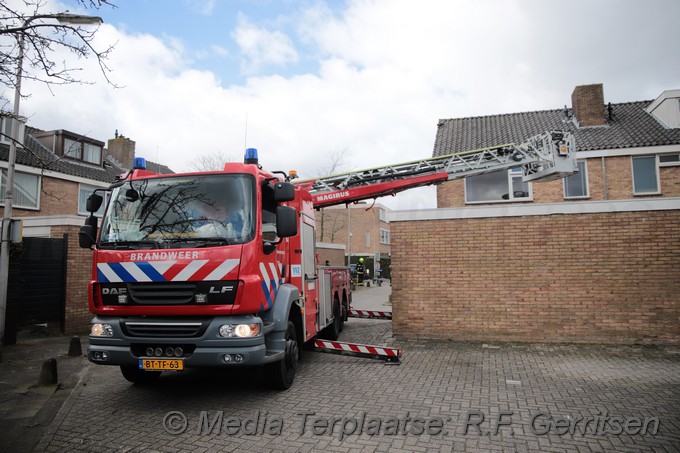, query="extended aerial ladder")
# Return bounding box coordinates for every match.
[296,131,576,208]
[301,131,576,363]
